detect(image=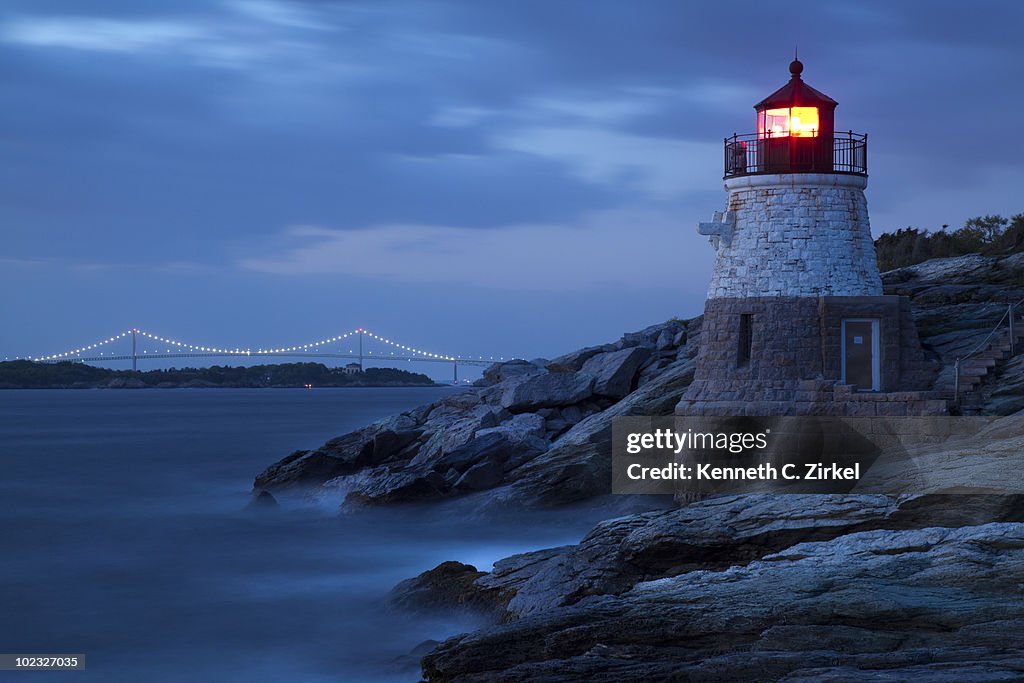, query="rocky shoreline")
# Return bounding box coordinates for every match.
[418,515,1024,682]
[255,319,697,508]
[253,253,1024,682]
